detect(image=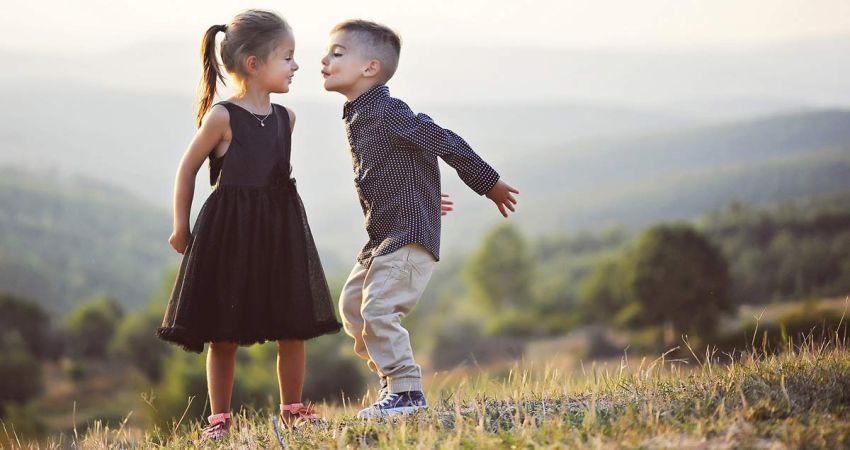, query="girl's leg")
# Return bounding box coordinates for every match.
[207,341,239,414]
[276,339,305,404]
